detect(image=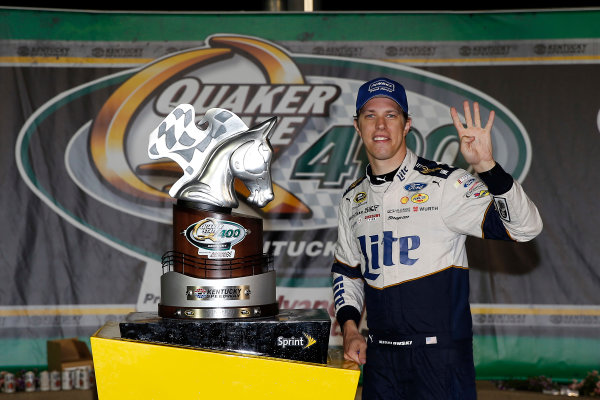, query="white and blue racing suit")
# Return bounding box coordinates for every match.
[332,149,542,400]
